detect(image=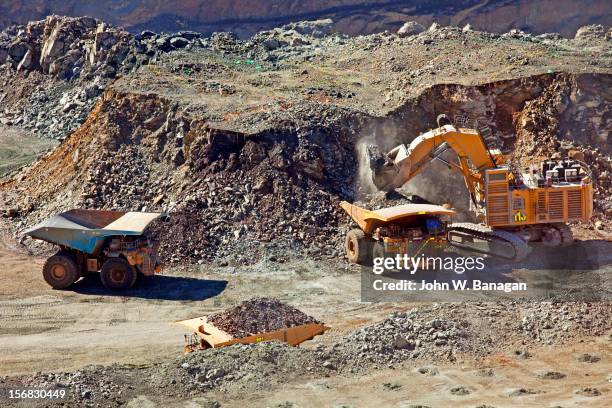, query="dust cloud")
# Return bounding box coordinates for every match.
[355,138,377,195]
